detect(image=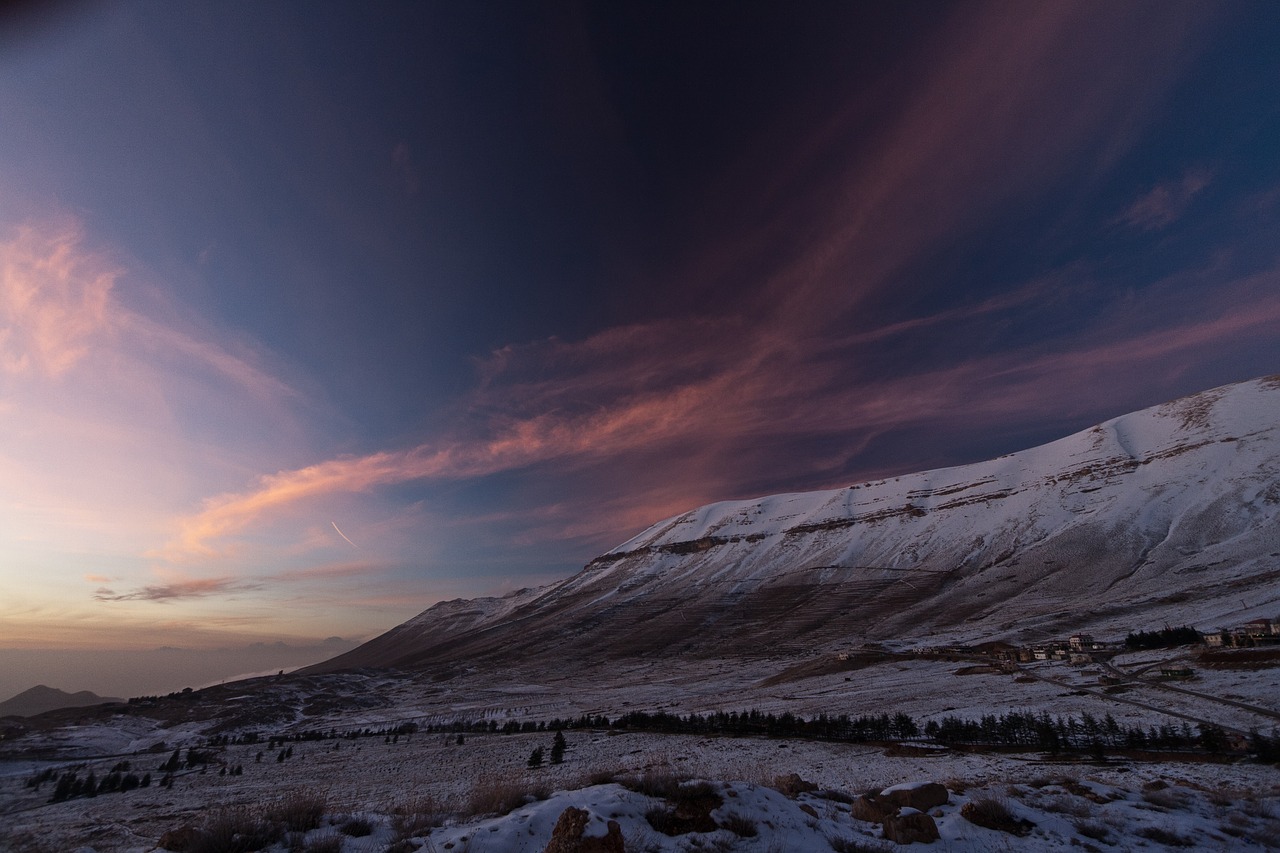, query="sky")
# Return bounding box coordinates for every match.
[1,1,1279,699]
